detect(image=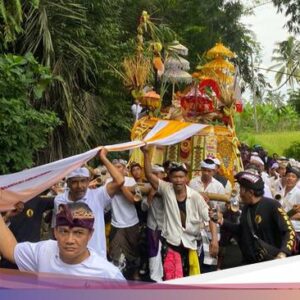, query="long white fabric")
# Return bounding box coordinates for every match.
[165,255,300,285]
[0,119,207,211]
